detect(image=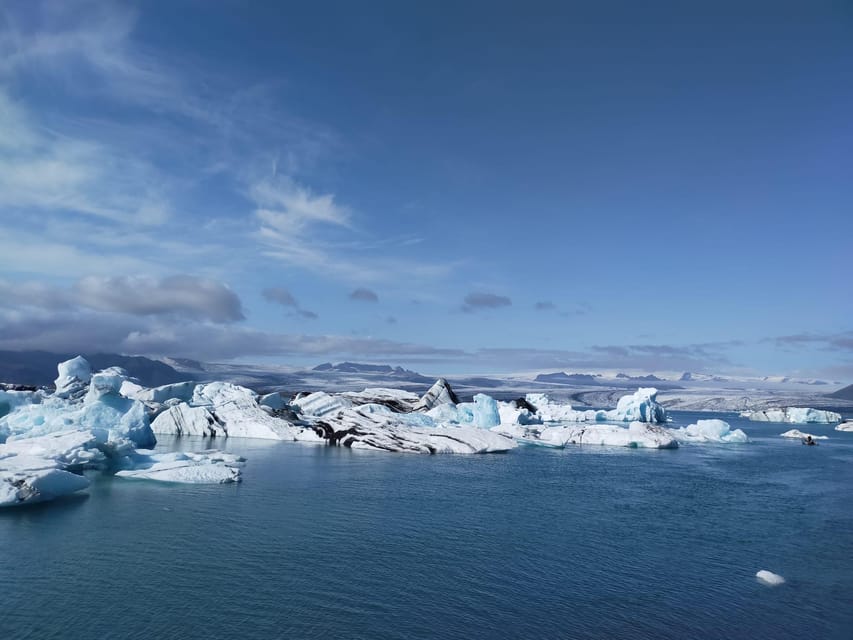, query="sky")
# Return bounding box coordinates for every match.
[0,0,851,379]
